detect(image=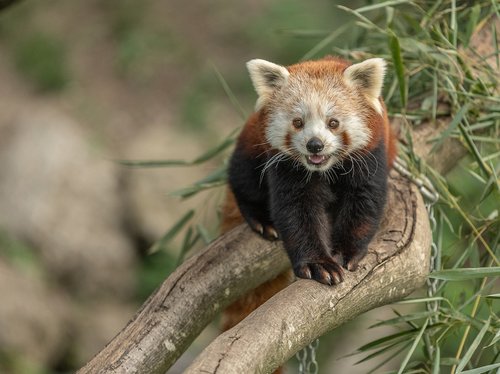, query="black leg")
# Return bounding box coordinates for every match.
[228,149,279,241]
[330,179,388,271]
[268,168,343,285]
